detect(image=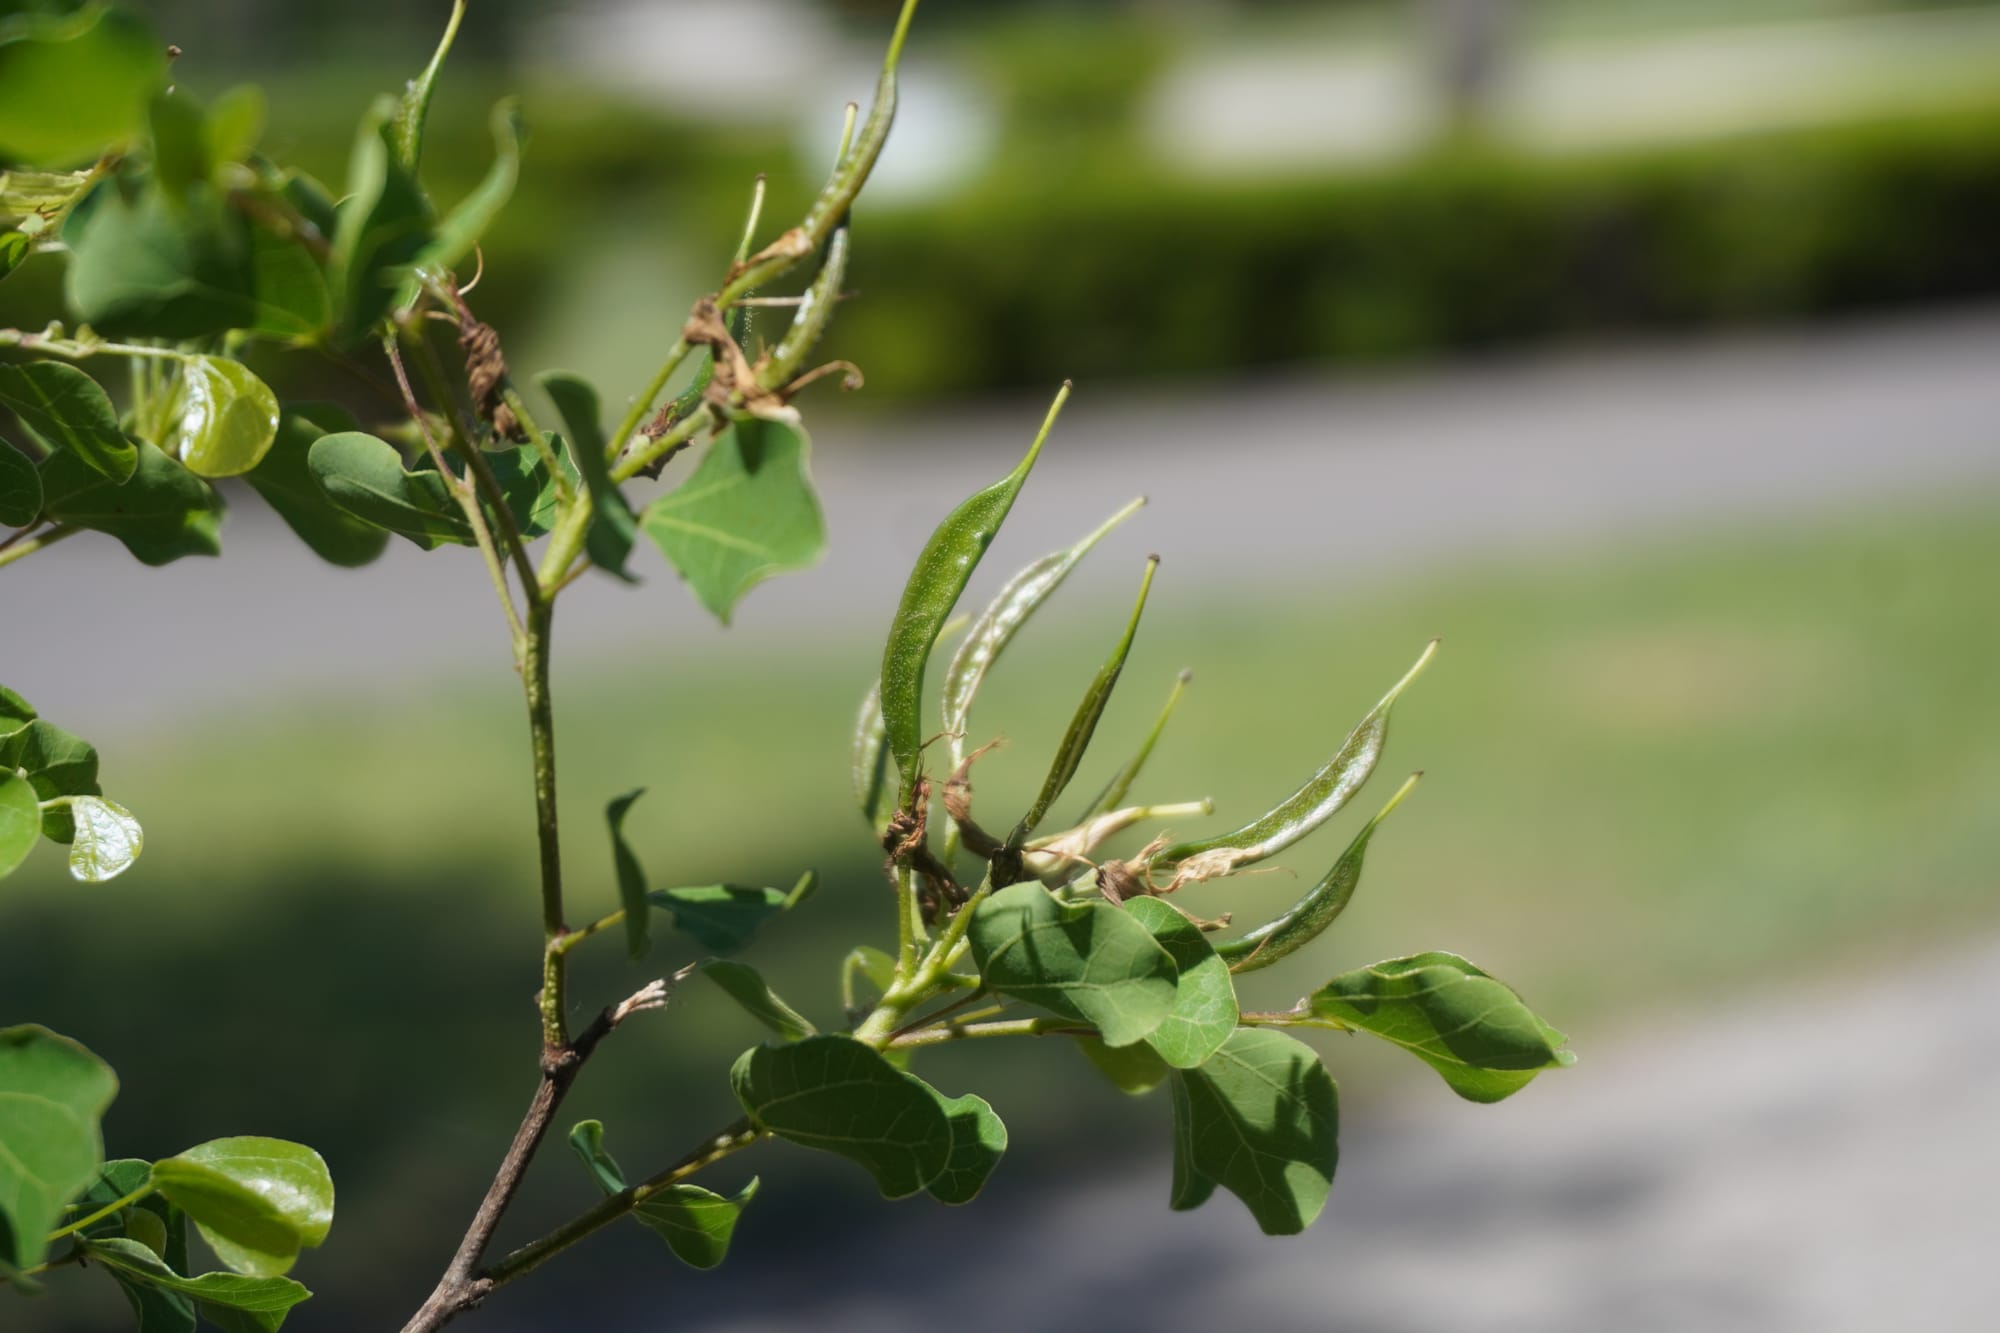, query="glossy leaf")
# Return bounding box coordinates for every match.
[965,882,1178,1048]
[64,179,257,339]
[417,98,520,274]
[0,717,99,842]
[66,793,141,882]
[879,391,1059,806]
[1125,897,1237,1069]
[39,440,224,566]
[564,1120,757,1271]
[730,1036,953,1199]
[648,877,813,956]
[942,496,1144,778]
[1163,640,1436,875]
[1075,1035,1171,1096]
[0,6,165,167]
[0,359,135,482]
[244,408,389,567]
[850,681,890,835]
[306,430,471,549]
[925,1091,1006,1206]
[1309,952,1575,1103]
[538,370,635,578]
[0,437,41,526]
[328,98,432,339]
[1010,556,1157,845]
[605,788,649,961]
[154,1137,333,1278]
[1216,774,1420,974]
[171,357,280,478]
[0,1024,117,1270]
[1169,1029,1337,1236]
[703,961,816,1041]
[641,417,825,625]
[85,1238,309,1328]
[0,771,36,878]
[1082,668,1192,820]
